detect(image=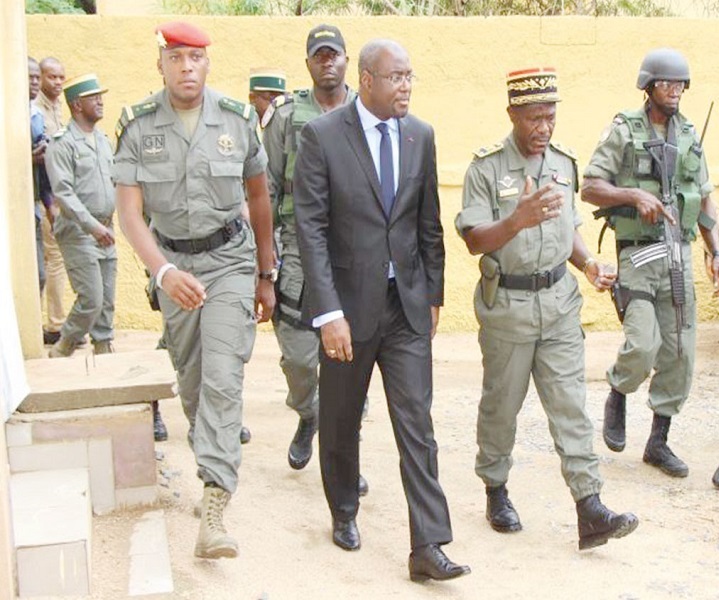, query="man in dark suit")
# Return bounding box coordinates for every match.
[293,38,470,583]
